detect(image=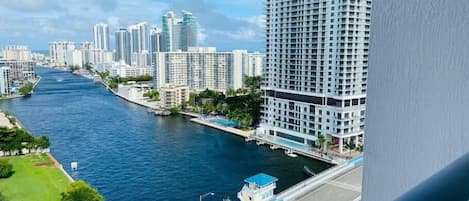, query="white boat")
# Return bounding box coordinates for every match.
[285,150,298,157]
